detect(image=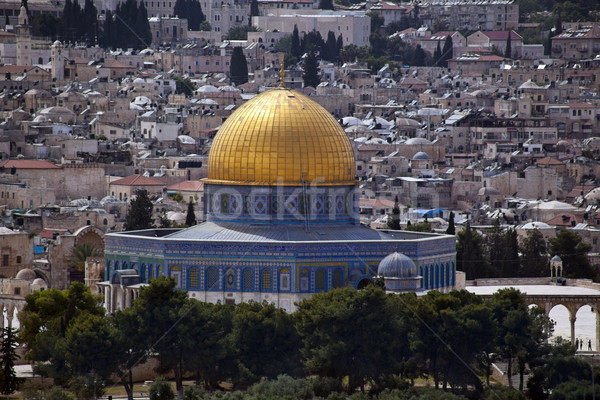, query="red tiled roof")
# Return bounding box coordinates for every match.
[545,213,584,226]
[0,160,60,169]
[570,102,594,109]
[111,174,166,186]
[167,180,204,191]
[359,198,396,208]
[536,157,563,166]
